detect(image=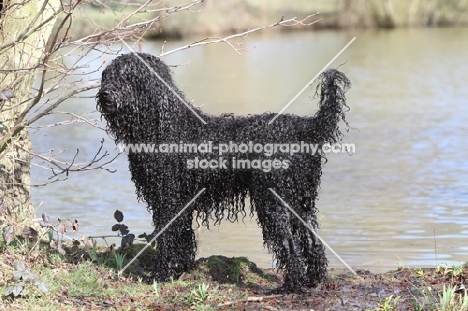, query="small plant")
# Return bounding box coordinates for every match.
[88,239,98,262]
[138,231,157,247]
[436,263,464,279]
[3,261,48,298]
[415,267,424,277]
[377,295,401,311]
[411,286,435,311]
[111,210,135,248]
[412,298,425,311]
[152,280,160,297]
[86,210,155,250]
[437,285,468,311]
[114,252,126,270]
[39,213,95,256]
[2,211,93,257]
[439,285,455,311]
[2,223,39,253]
[186,283,216,311]
[190,282,210,304]
[453,265,464,277]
